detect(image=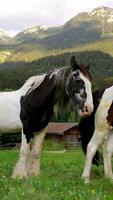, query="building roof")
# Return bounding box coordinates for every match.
[47,122,78,135]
